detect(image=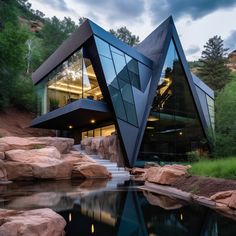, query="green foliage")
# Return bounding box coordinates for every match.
[11,77,37,112]
[214,80,236,156]
[198,35,231,92]
[109,26,140,46]
[189,157,236,179]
